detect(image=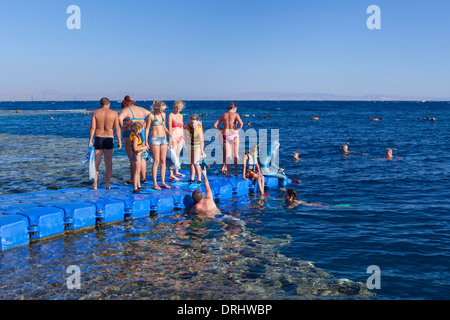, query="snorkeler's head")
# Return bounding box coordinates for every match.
[249,144,259,156]
[285,189,298,201]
